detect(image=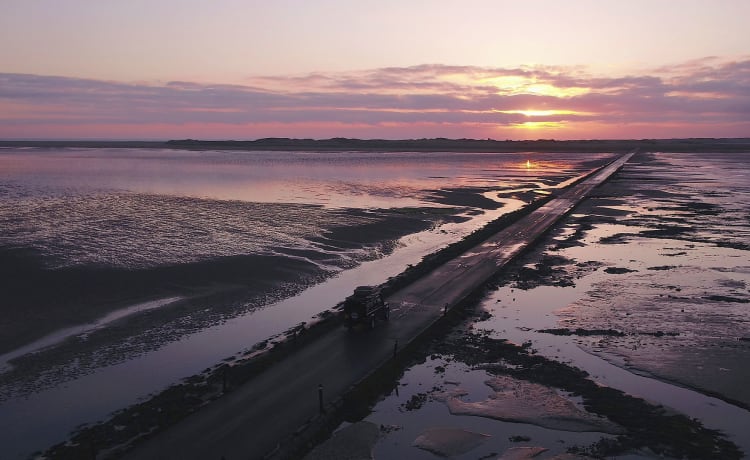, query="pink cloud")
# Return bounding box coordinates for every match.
[1,57,749,139]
